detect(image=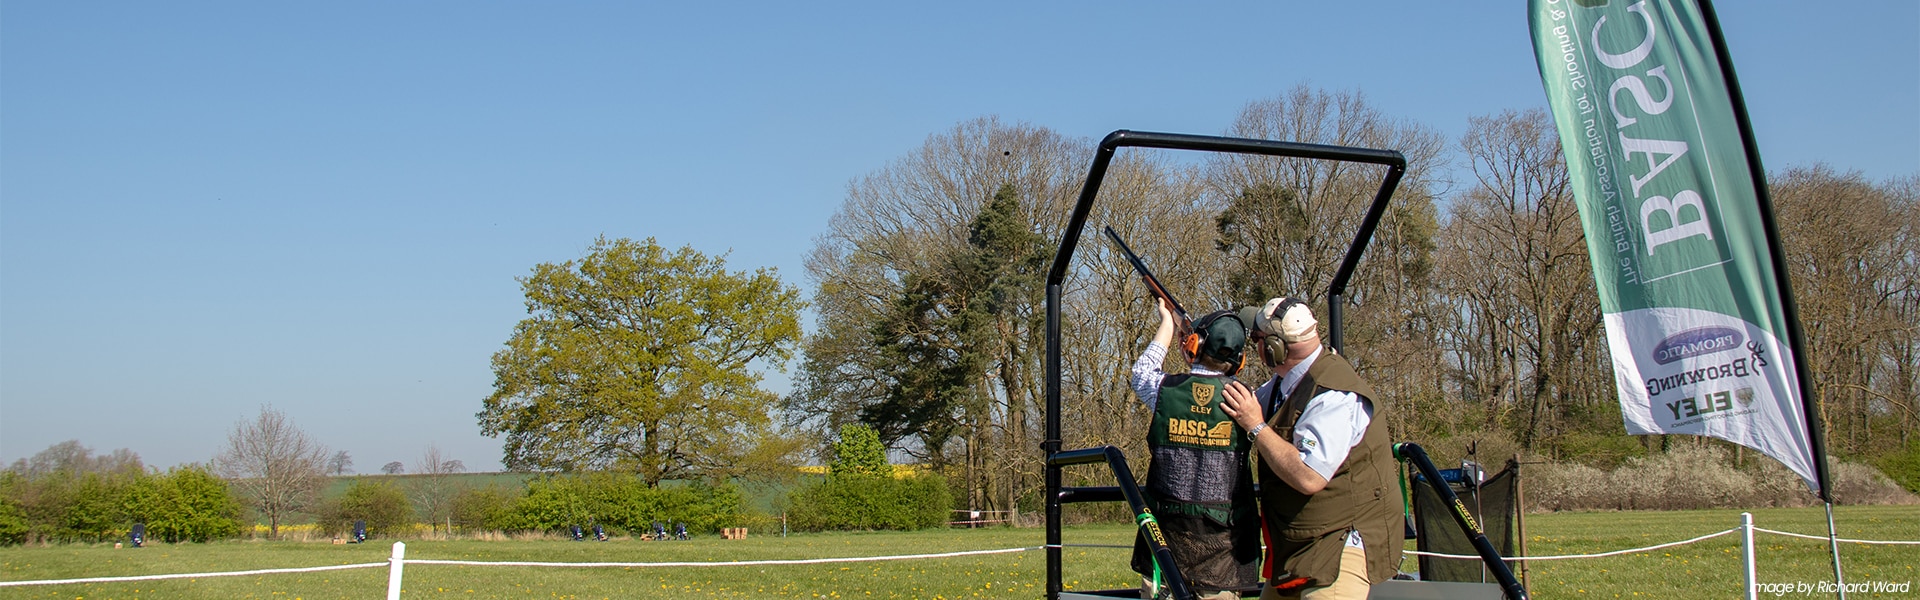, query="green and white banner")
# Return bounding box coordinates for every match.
[1528,0,1821,494]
